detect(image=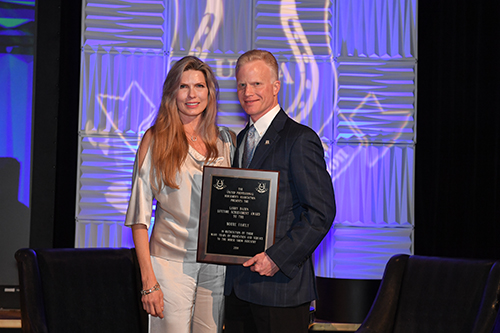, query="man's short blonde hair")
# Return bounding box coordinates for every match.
[235,49,279,81]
